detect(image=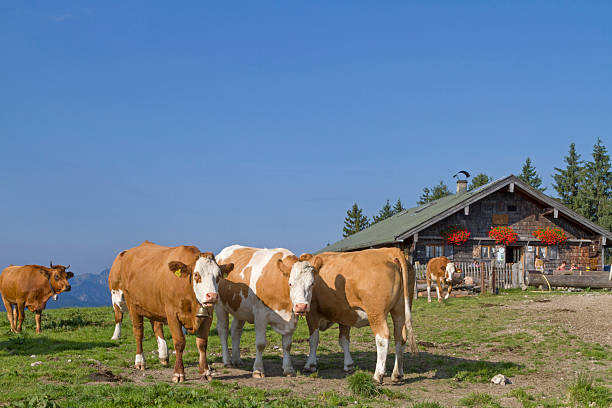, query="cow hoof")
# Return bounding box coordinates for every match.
[427,299,432,303]
[134,363,146,370]
[373,374,384,385]
[284,371,296,377]
[230,359,243,368]
[111,336,120,341]
[252,371,265,379]
[201,371,213,381]
[303,365,317,373]
[391,374,403,383]
[172,373,185,383]
[160,358,169,366]
[344,364,355,373]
